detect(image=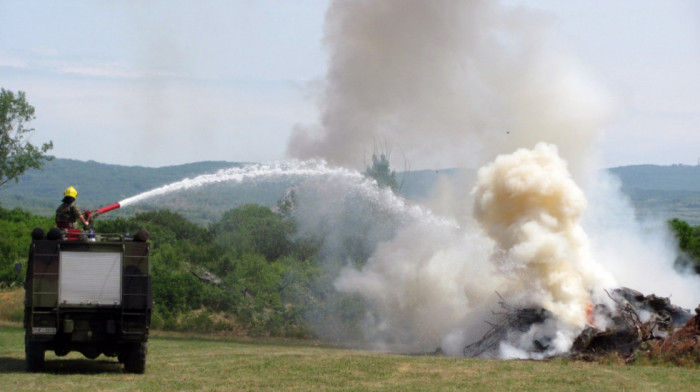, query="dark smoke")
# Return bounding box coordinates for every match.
[287,0,611,174]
